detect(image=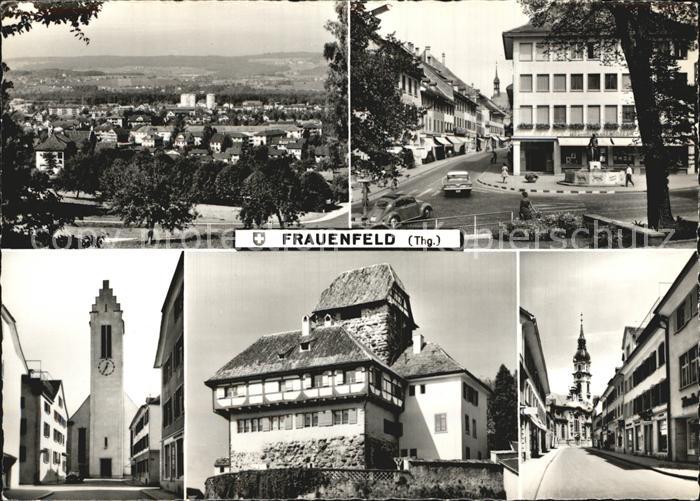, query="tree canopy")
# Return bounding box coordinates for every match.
[487,365,518,452]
